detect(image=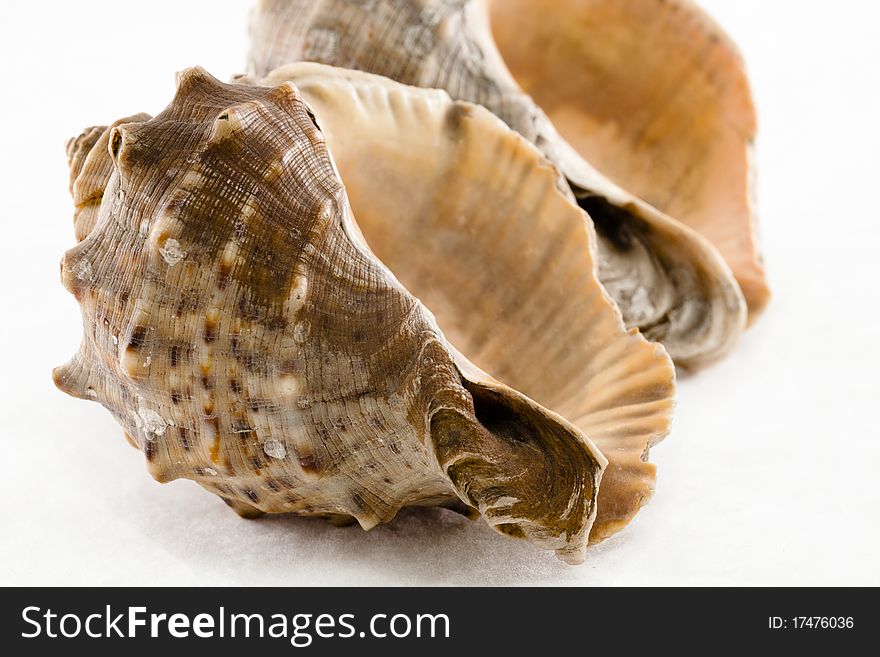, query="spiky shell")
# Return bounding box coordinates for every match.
[55,68,608,563]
